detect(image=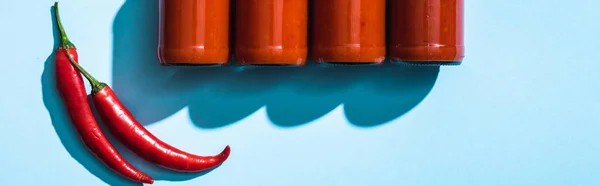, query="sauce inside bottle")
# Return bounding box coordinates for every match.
[311,0,386,64]
[235,0,308,66]
[158,0,230,65]
[389,0,464,65]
